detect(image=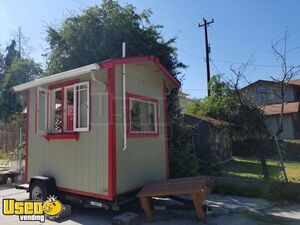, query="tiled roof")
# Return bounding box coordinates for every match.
[262,102,299,116]
[287,79,300,86]
[185,114,230,127]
